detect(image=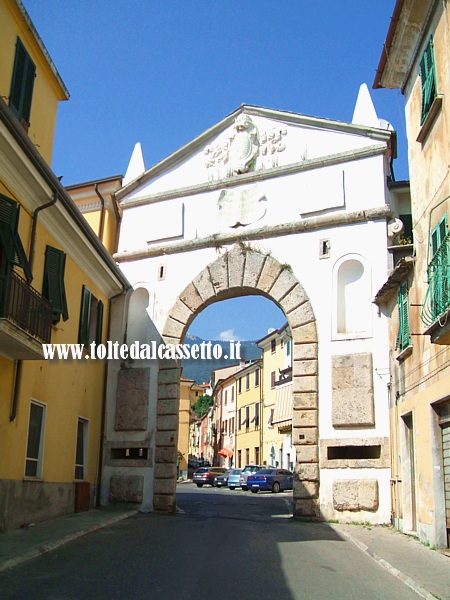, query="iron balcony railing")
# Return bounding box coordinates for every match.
[421,233,450,326]
[0,270,52,344]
